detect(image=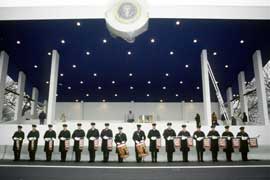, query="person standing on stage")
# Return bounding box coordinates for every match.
[58,124,71,162]
[101,123,113,162]
[132,124,146,163]
[114,127,127,163]
[147,123,161,163]
[12,125,25,161]
[38,110,46,125]
[237,127,249,161]
[86,122,99,162]
[27,124,40,161]
[43,124,56,161]
[178,125,191,162]
[72,123,85,162]
[207,125,220,162]
[193,125,205,162]
[163,122,176,162]
[222,125,234,161]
